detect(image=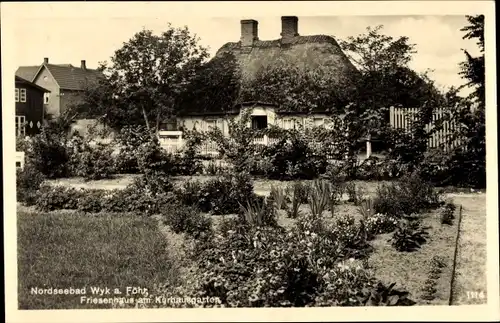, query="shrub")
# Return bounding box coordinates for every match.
[162,205,212,240]
[175,130,205,176]
[390,218,430,252]
[73,143,115,181]
[76,189,107,213]
[35,185,84,211]
[113,125,150,174]
[373,173,442,217]
[16,163,45,206]
[26,130,71,178]
[262,130,327,180]
[441,202,457,225]
[175,180,203,207]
